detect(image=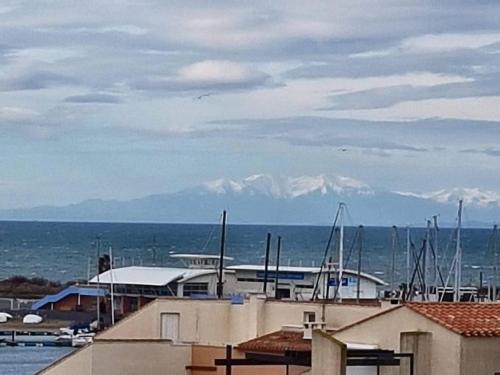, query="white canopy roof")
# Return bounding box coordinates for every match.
[90,266,216,287]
